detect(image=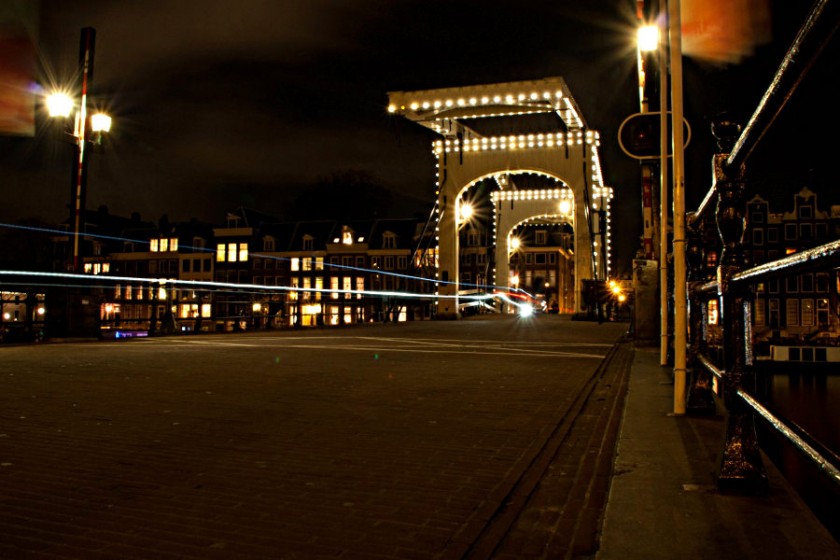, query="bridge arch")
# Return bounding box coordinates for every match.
[389,77,613,317]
